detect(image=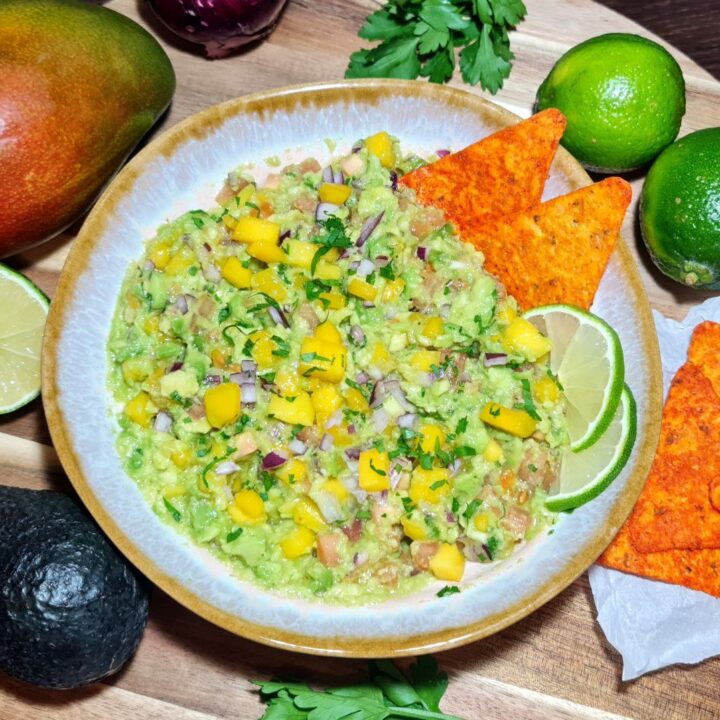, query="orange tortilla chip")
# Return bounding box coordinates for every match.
[628,363,720,552]
[710,478,720,513]
[687,320,720,398]
[464,177,631,310]
[597,524,720,598]
[400,109,566,234]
